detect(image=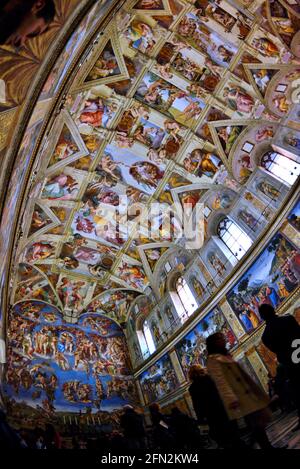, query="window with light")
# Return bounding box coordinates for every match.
[261,151,300,186]
[218,217,253,261]
[175,276,198,321]
[142,320,156,355]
